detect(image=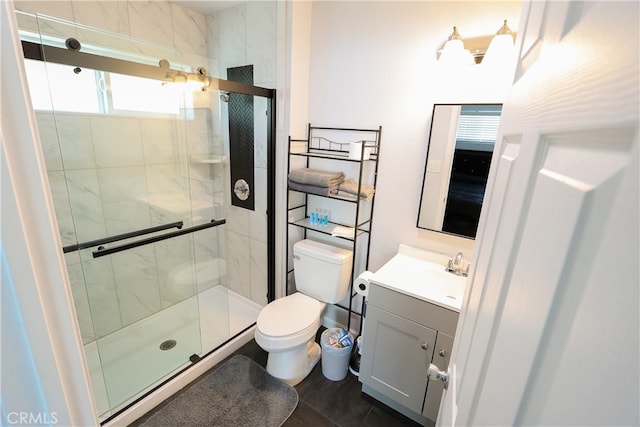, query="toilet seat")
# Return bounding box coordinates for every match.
[255,293,325,350]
